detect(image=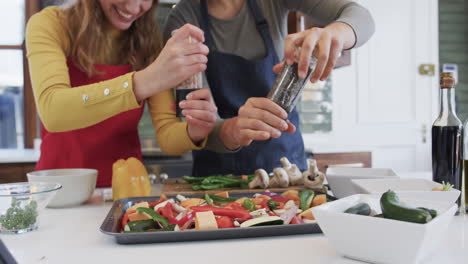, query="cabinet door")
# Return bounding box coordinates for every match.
[302,0,438,172]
